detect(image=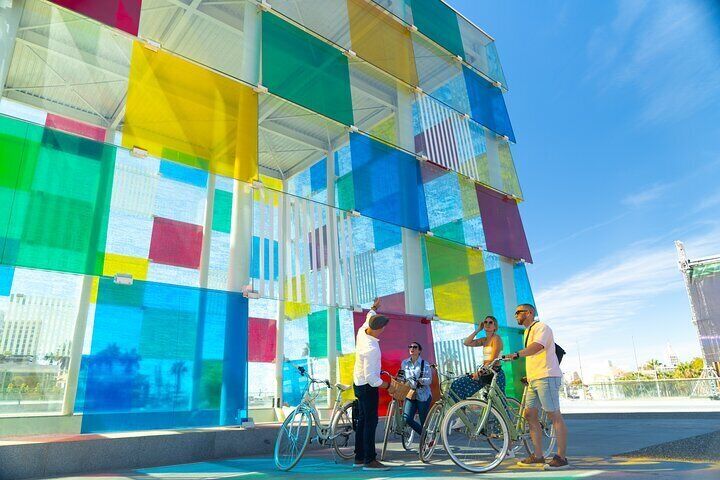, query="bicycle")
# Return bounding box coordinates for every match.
[274,366,356,471]
[418,364,464,462]
[379,370,415,460]
[439,358,557,473]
